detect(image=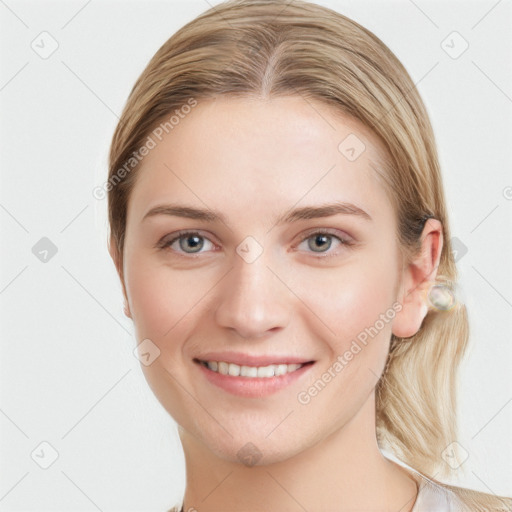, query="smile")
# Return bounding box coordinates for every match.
[198,360,305,378]
[194,357,315,397]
